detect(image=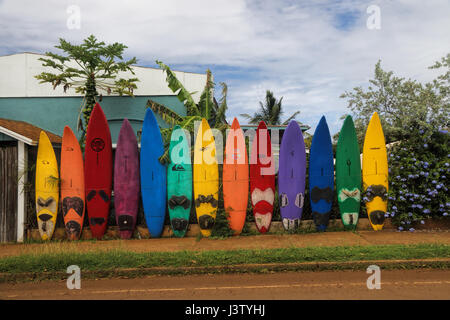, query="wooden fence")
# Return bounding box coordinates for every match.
[0,142,18,242]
